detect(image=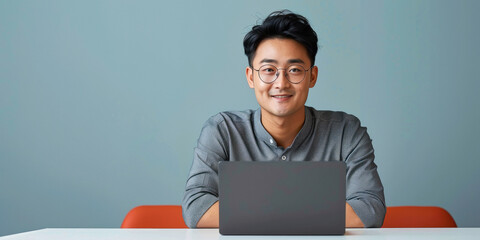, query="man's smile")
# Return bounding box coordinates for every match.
[271,94,293,102]
[271,95,292,98]
[270,90,294,99]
